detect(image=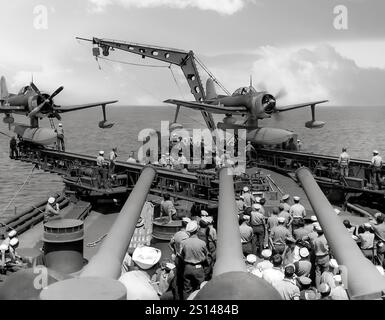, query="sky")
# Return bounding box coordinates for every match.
[0,0,384,107]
